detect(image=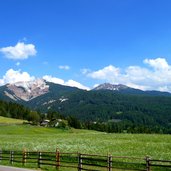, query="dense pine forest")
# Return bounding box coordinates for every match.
[42,91,171,134]
[1,89,171,134]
